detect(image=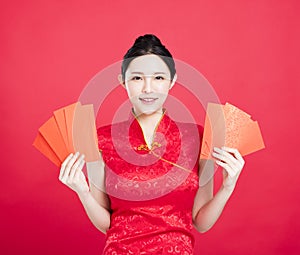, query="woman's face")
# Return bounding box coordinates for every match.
[121,54,176,116]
